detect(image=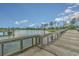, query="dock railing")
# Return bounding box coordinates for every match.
[0,29,67,56]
